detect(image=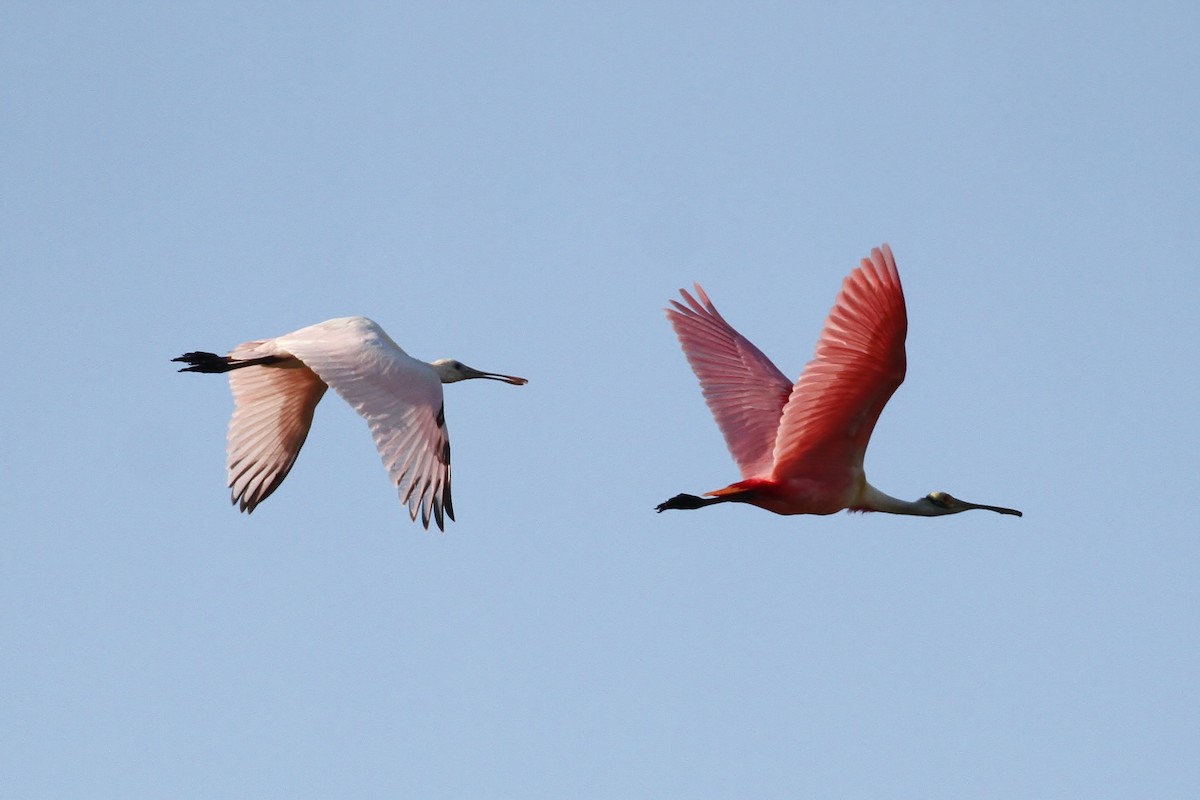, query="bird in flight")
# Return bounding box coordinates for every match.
[174,316,526,530]
[656,245,1021,519]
